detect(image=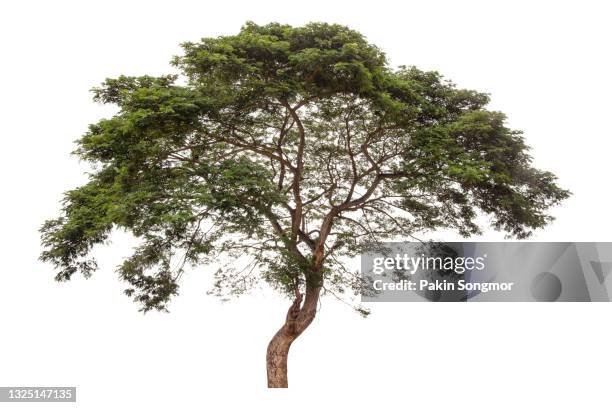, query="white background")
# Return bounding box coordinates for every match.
[1,0,611,406]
